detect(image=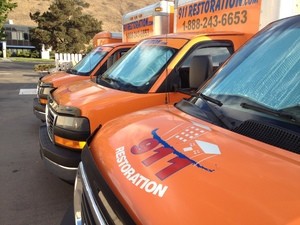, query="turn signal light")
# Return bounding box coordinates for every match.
[39,98,48,105]
[54,135,86,150]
